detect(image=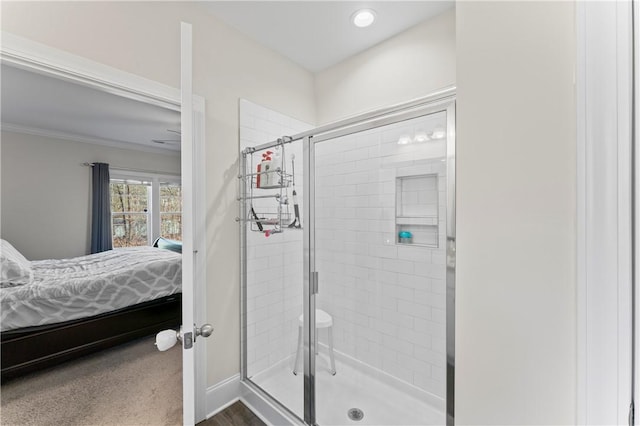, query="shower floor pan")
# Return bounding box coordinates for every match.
[250,351,445,425]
